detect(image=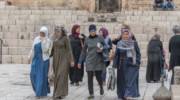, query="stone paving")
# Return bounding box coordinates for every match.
[0,64,160,100]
